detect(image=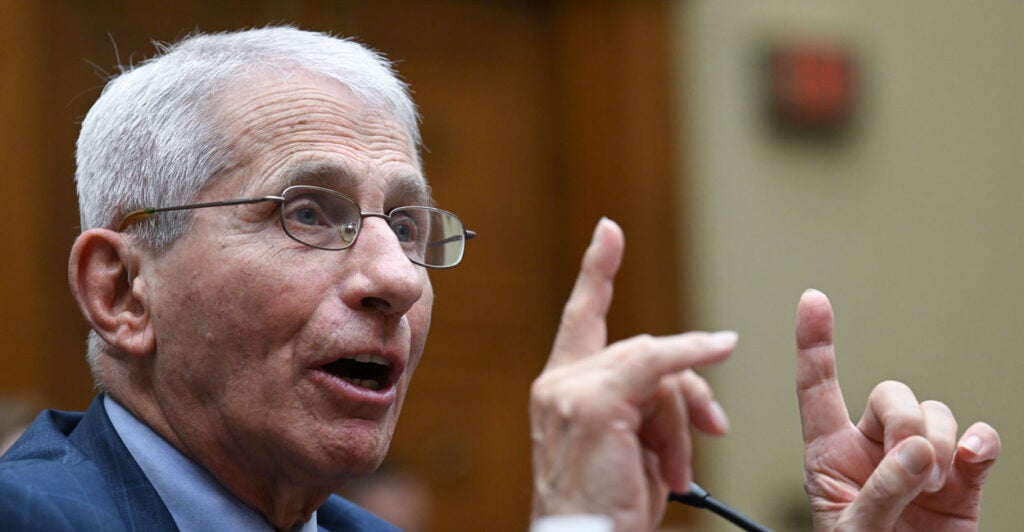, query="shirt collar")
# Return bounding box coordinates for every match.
[104,395,318,532]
